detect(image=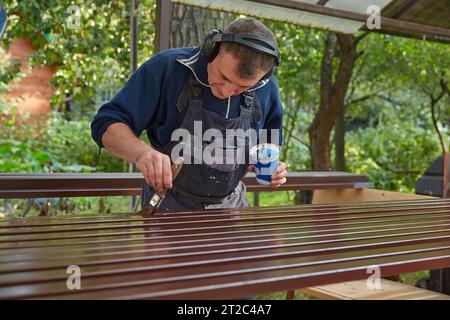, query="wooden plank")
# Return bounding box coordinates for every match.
[312,188,434,205]
[0,199,449,299]
[300,279,450,300]
[0,172,371,199]
[303,188,444,300]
